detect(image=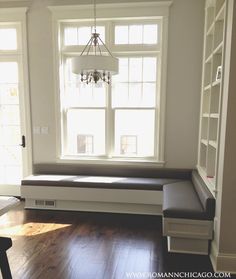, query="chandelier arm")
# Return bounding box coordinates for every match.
[81,36,93,56]
[98,36,114,57]
[97,41,103,56]
[86,41,93,55]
